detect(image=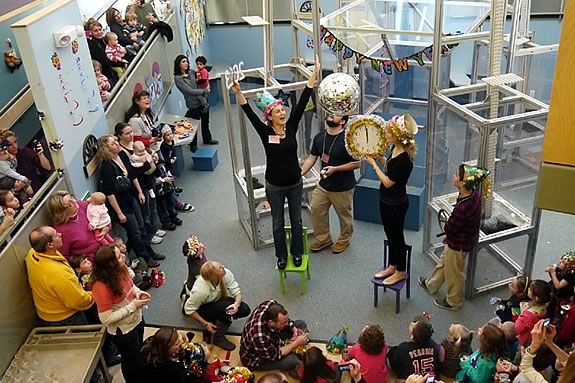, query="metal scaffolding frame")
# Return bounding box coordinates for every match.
[423,0,557,298]
[222,0,324,250]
